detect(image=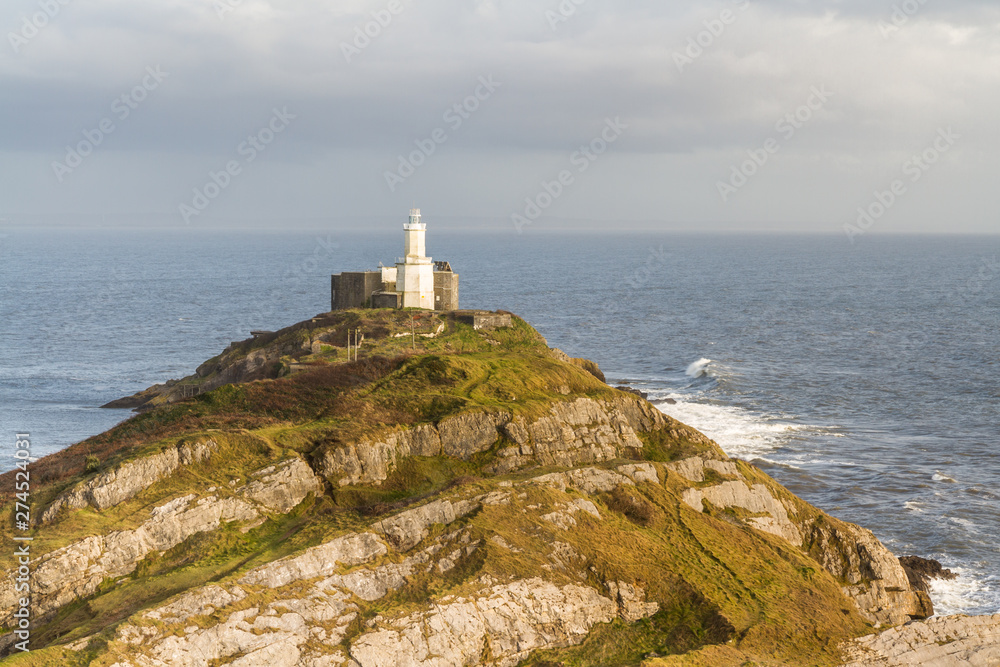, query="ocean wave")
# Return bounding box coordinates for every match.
[651,394,808,460]
[751,456,805,470]
[932,472,957,483]
[947,517,979,535]
[928,569,992,616]
[685,358,712,378]
[966,487,1000,501]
